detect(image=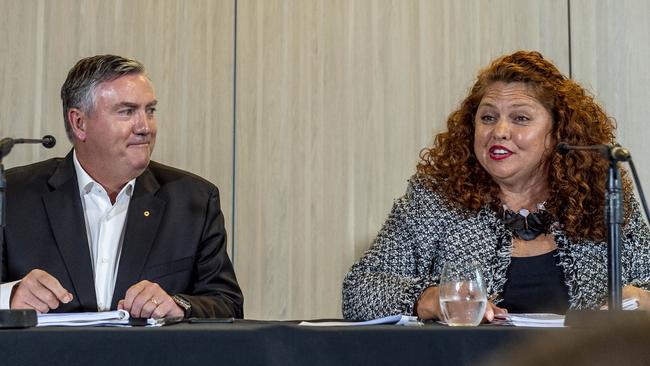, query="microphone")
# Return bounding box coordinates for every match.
[556,142,631,162]
[0,135,56,159]
[14,135,56,149]
[610,145,631,161]
[42,135,57,148]
[556,142,570,155]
